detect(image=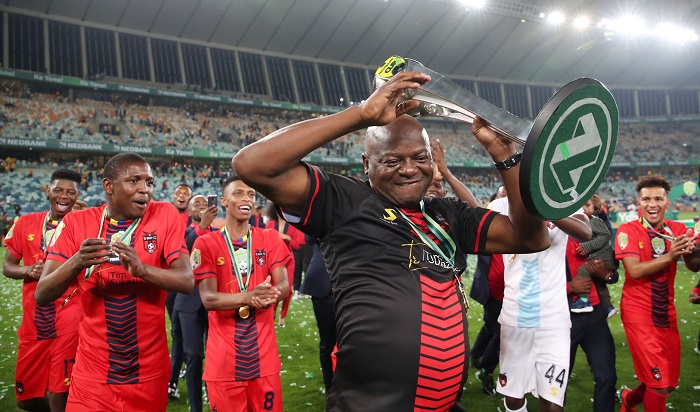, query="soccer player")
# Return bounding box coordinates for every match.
[193,176,290,412]
[490,196,591,412]
[615,175,700,412]
[3,168,81,412]
[232,70,550,411]
[35,152,194,411]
